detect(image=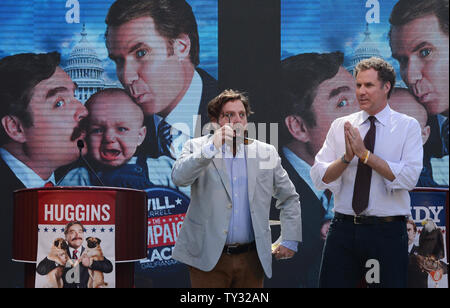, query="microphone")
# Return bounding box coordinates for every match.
[56,140,85,186]
[77,139,84,151]
[226,114,250,146]
[76,140,106,186]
